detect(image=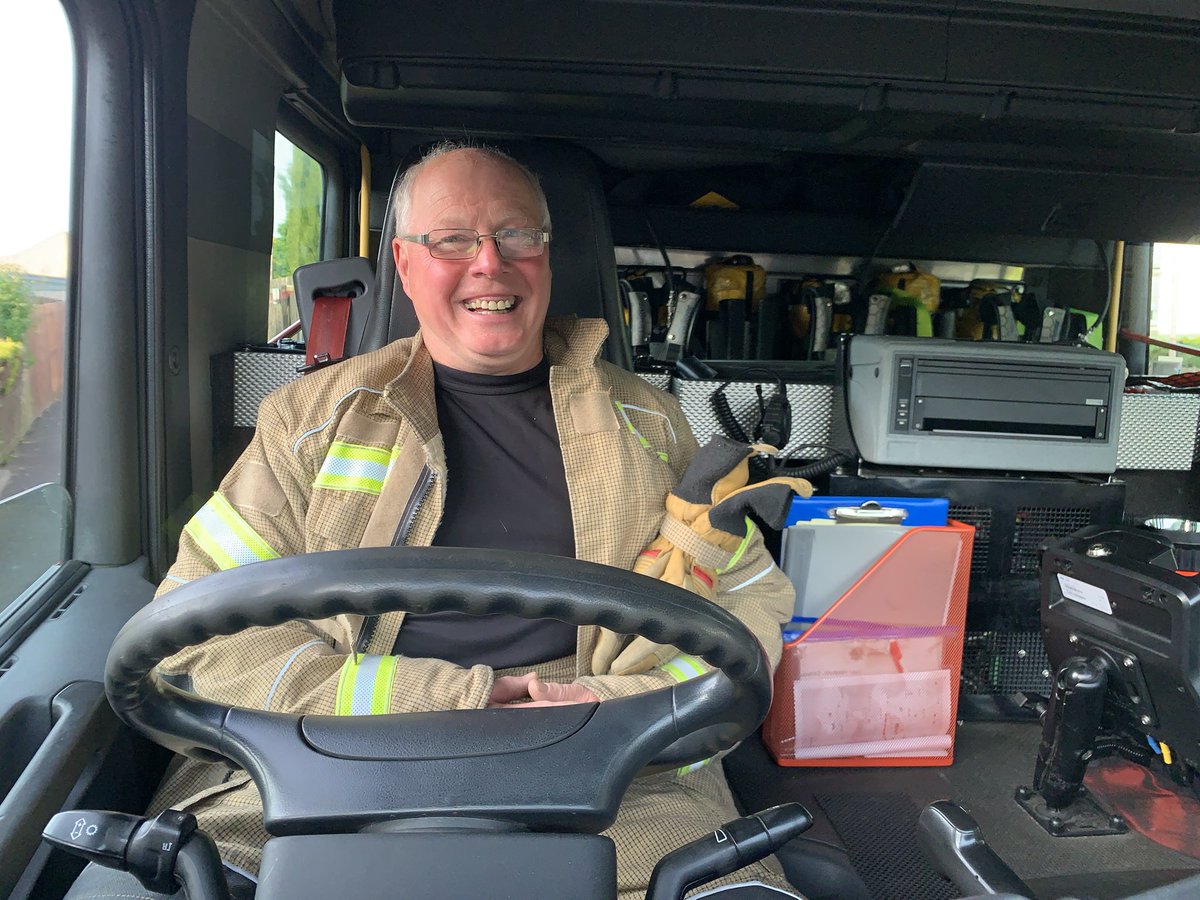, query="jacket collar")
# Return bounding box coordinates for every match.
[382,316,609,442]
